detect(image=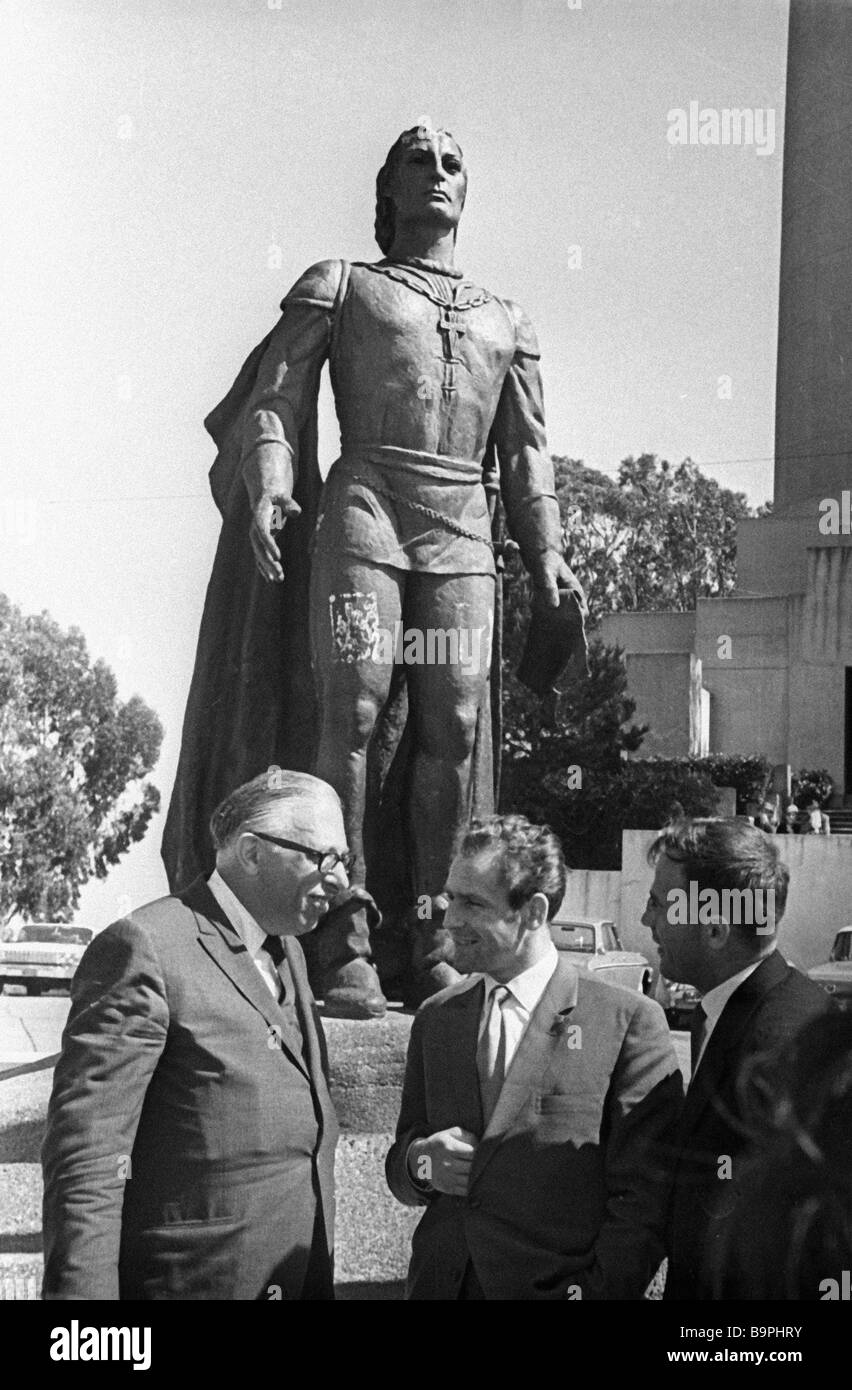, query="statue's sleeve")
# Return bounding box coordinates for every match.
[491,299,563,568]
[240,259,343,500]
